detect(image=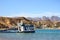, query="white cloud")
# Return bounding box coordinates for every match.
[3,12,60,17]
[38,12,60,17]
